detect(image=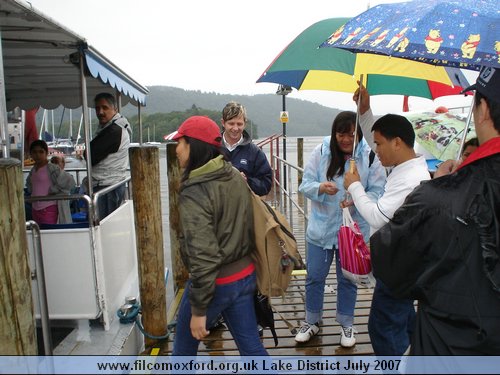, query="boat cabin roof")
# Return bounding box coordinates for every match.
[1,0,149,111]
